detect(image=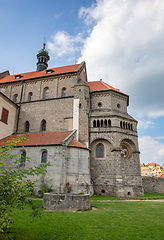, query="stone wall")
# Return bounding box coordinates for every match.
[43,193,90,211]
[142,177,164,193]
[3,144,91,194]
